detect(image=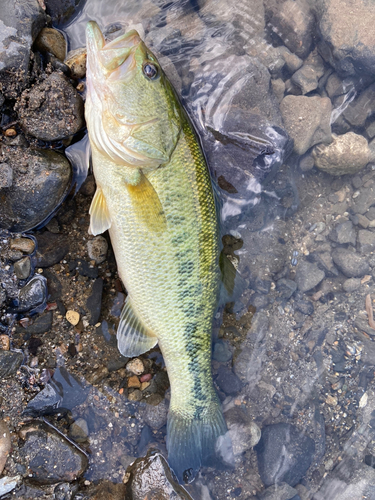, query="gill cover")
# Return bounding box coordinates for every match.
[85,21,181,169]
